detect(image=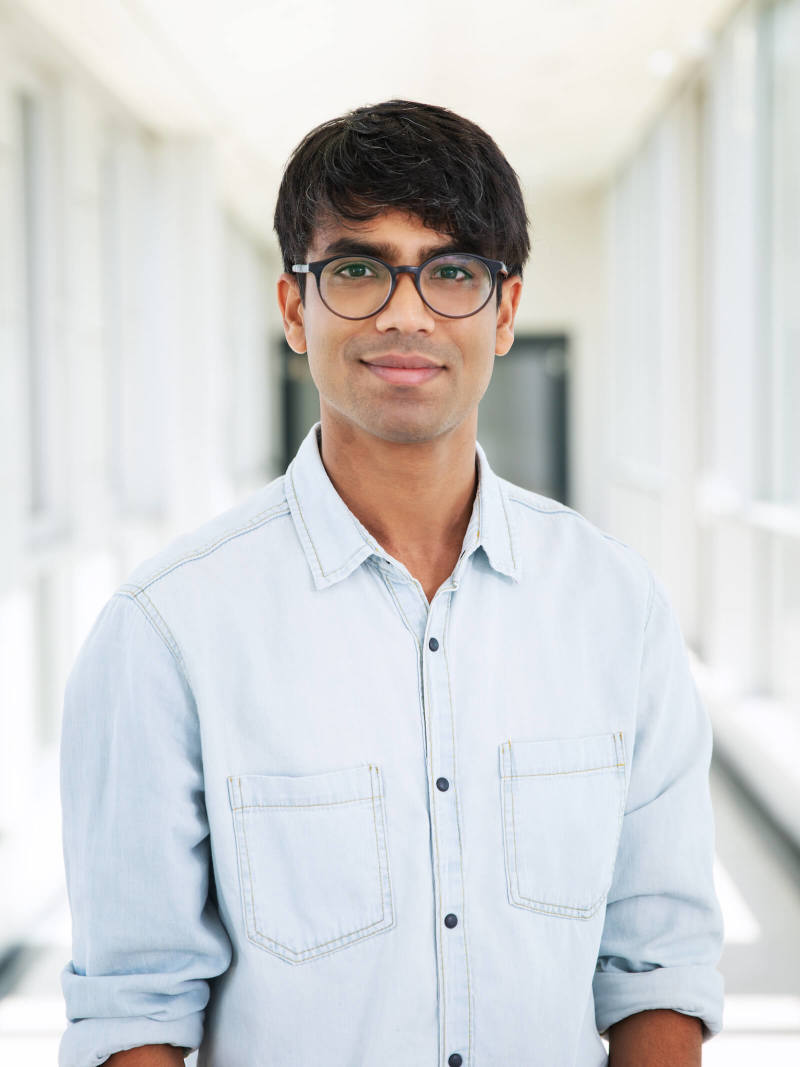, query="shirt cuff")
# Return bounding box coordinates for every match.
[58,1016,203,1067]
[593,964,724,1040]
